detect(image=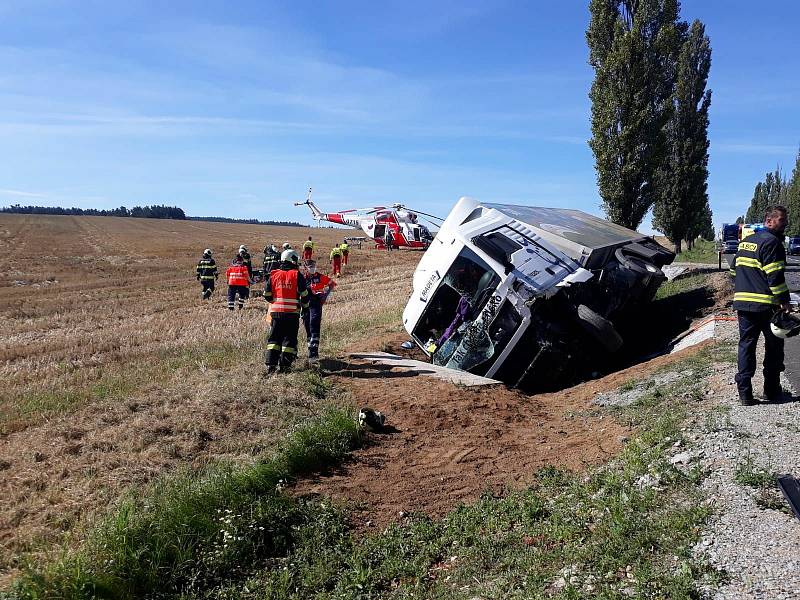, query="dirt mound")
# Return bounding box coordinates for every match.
[292,332,711,530]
